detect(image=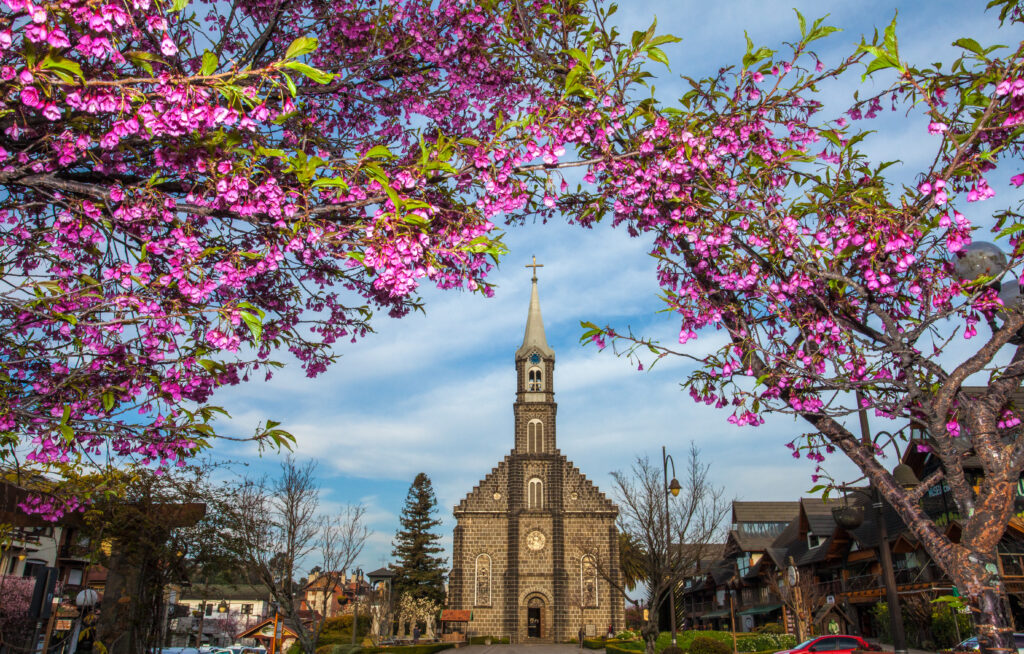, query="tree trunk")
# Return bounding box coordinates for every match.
[949,553,1015,654]
[642,617,658,654]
